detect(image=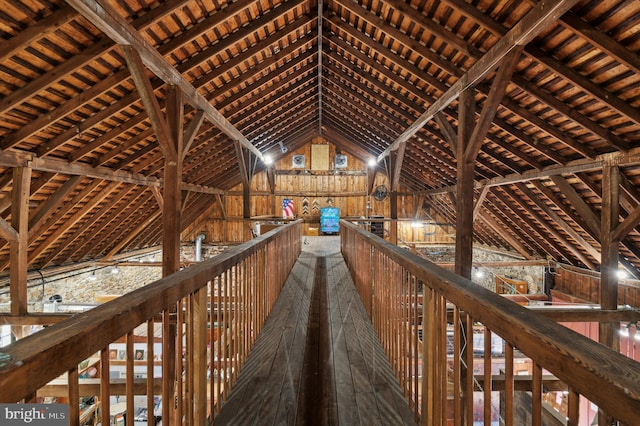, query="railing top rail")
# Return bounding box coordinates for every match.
[0,220,302,402]
[340,220,640,423]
